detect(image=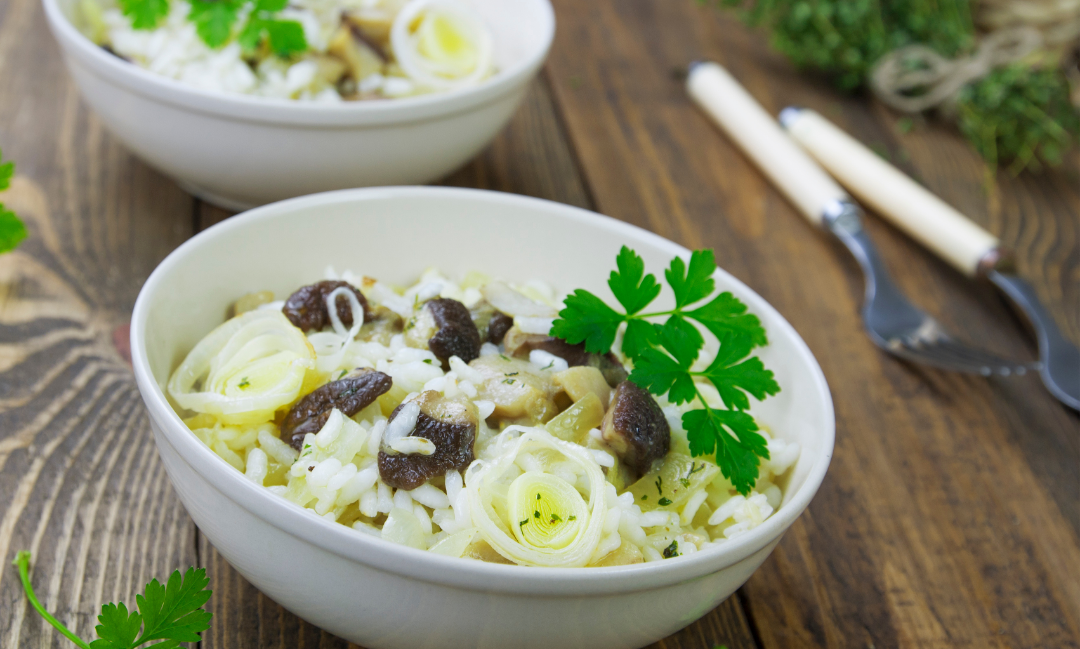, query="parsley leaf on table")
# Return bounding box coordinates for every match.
[13,551,212,649]
[551,246,778,494]
[0,148,27,254]
[0,153,13,190]
[118,0,169,30]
